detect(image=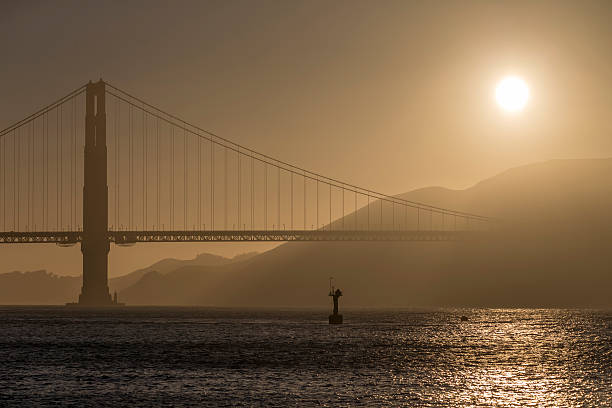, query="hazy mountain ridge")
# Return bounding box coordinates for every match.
[408,158,612,225]
[0,252,259,305]
[109,252,259,293]
[0,270,81,305]
[3,158,612,307]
